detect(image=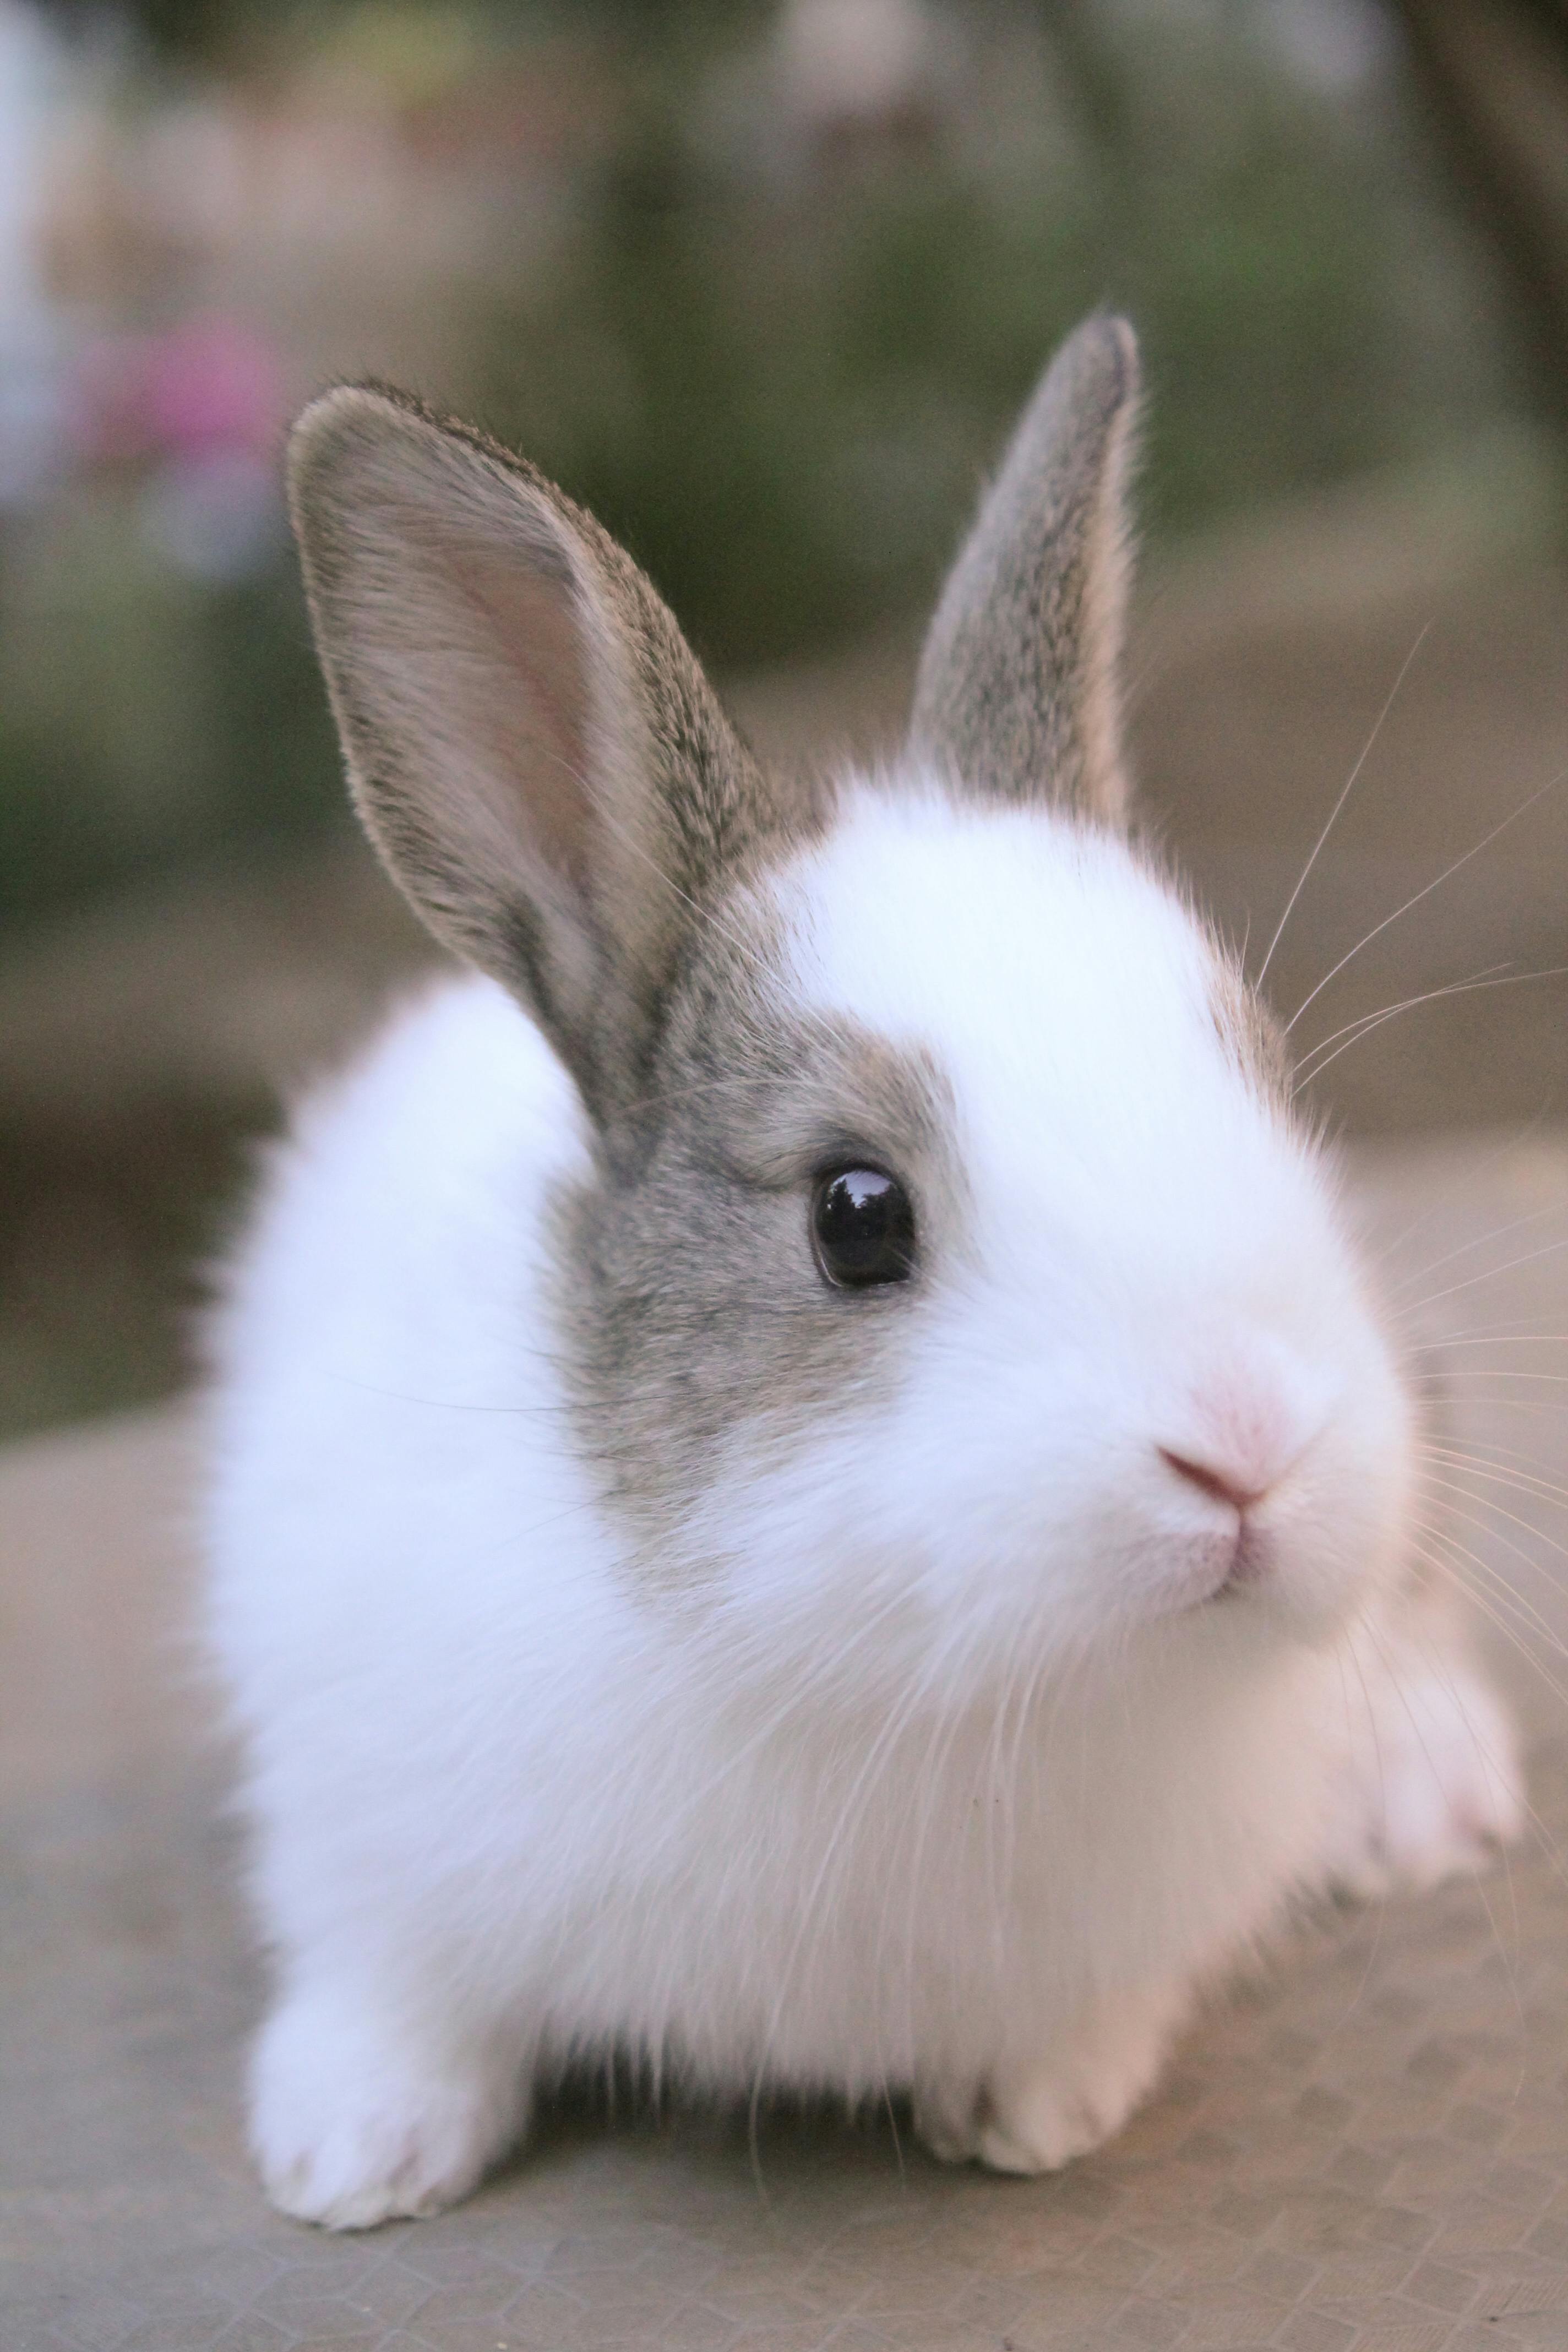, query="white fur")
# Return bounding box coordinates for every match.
[208,785,1521,2229]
